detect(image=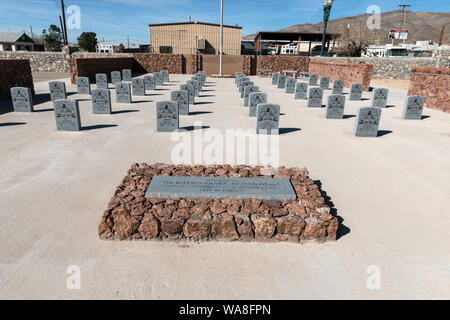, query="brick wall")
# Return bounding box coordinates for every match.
[0,59,34,101]
[256,56,309,75]
[133,53,183,74]
[408,66,450,113]
[69,57,136,84]
[309,60,373,91]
